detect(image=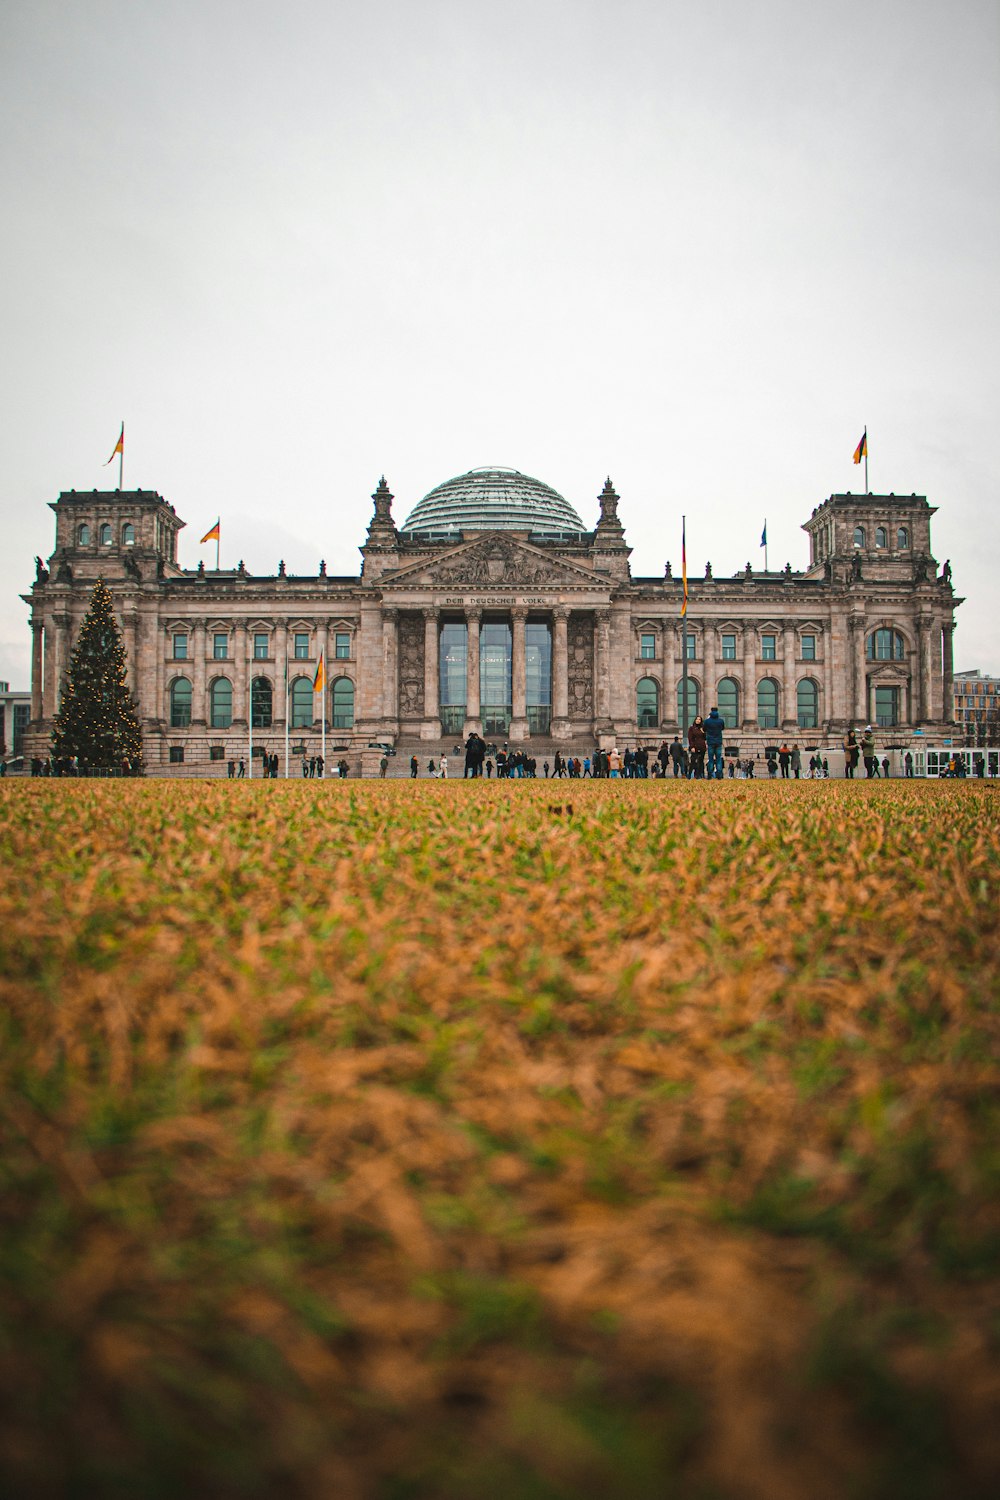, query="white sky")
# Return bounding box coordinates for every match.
[1,0,998,686]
